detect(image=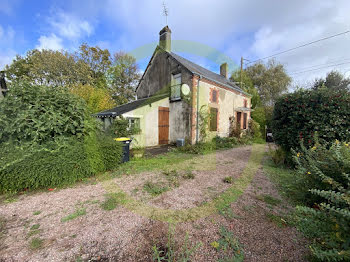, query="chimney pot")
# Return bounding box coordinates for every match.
[159,26,171,52]
[220,63,228,79]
